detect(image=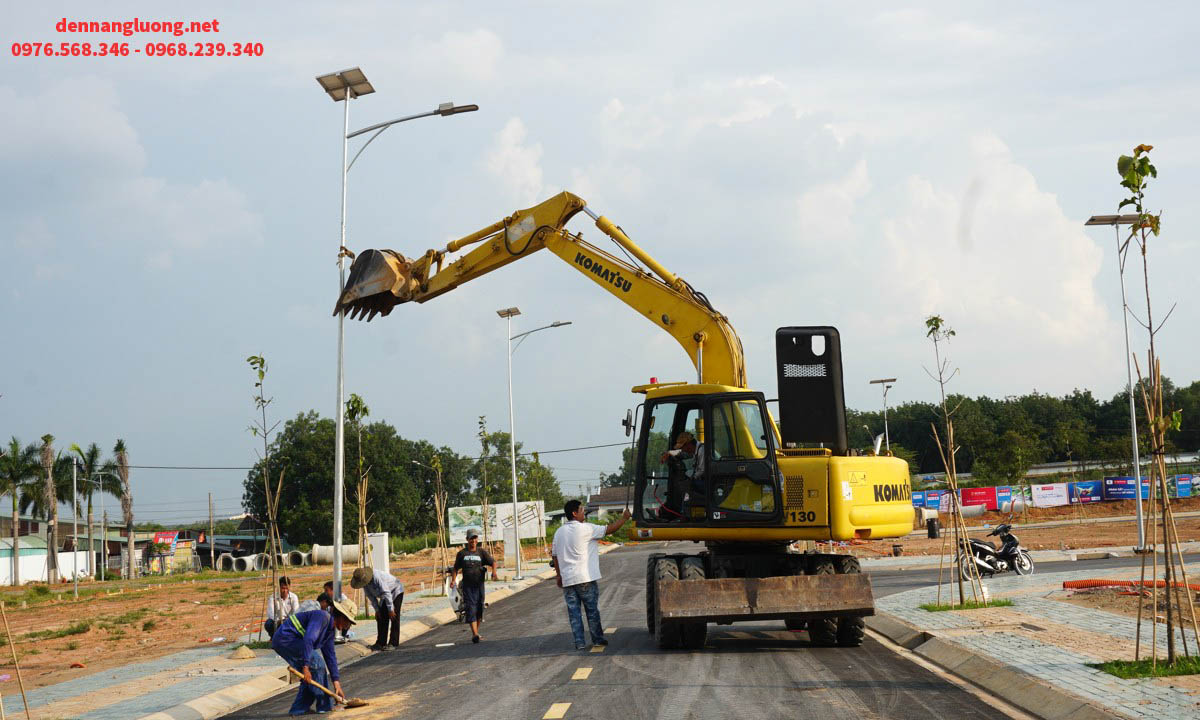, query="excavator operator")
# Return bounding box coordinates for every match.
[660,431,706,520]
